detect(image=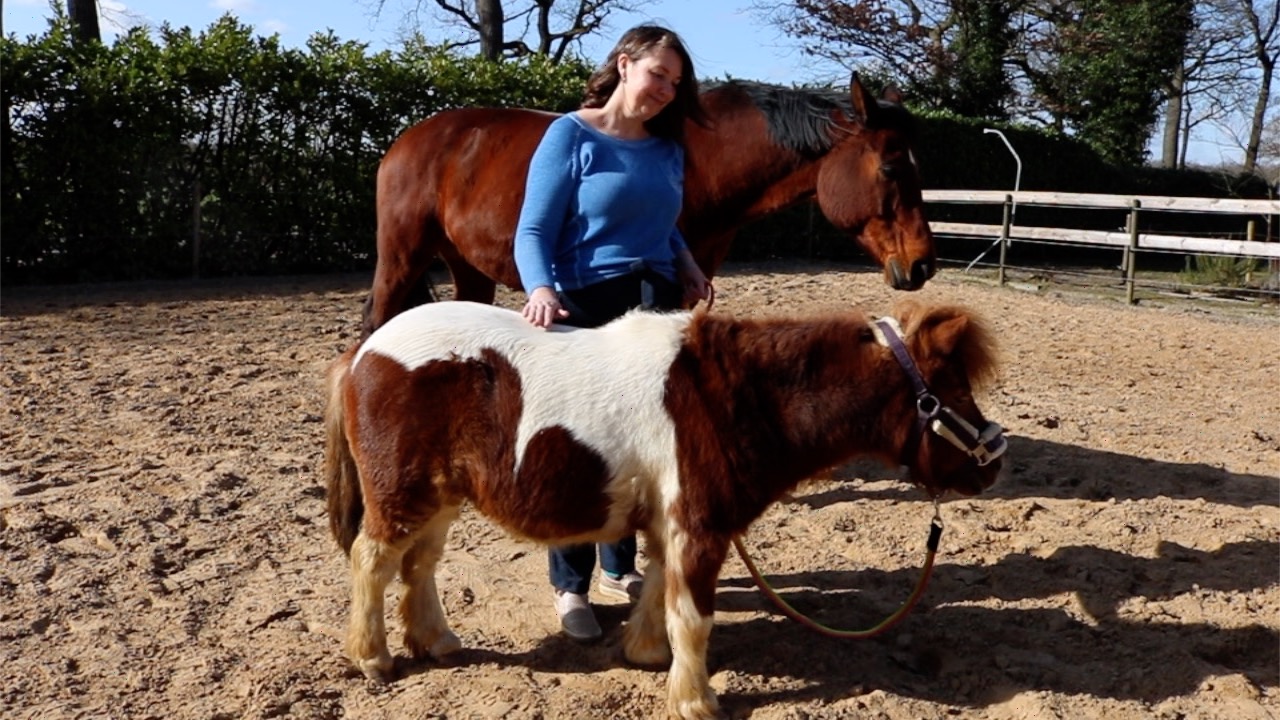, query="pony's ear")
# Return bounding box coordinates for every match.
[881,85,904,106]
[918,313,971,359]
[899,303,969,359]
[908,305,999,388]
[849,71,879,124]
